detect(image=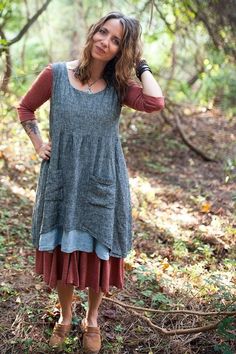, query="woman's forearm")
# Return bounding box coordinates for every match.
[140,70,163,97]
[21,119,44,153]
